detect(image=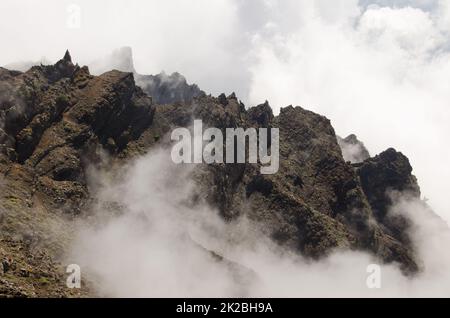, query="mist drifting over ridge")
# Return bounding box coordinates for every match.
[1,0,450,298]
[68,145,450,297]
